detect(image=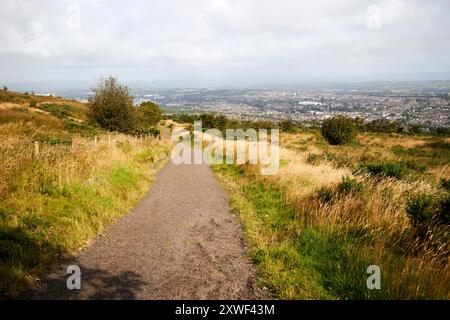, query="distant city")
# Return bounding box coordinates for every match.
[12,81,450,129]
